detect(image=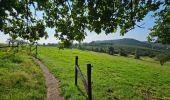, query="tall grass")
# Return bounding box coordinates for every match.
[0,48,46,100]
